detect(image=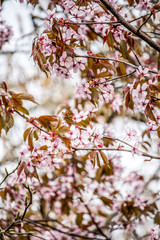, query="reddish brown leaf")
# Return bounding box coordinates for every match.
[95,70,110,78]
[145,103,157,122]
[17,161,26,177]
[36,115,58,130]
[76,213,83,226]
[0,82,7,92]
[99,151,109,165]
[96,152,101,167]
[33,130,39,140]
[100,196,113,205]
[39,145,48,150]
[58,125,70,134]
[128,0,134,5]
[90,88,99,103]
[28,131,34,152]
[61,137,71,149]
[28,0,39,5]
[5,113,14,132]
[119,62,126,75]
[24,127,32,142]
[120,40,128,59]
[12,93,37,104]
[103,31,108,44]
[0,190,6,200]
[16,105,29,115]
[107,31,114,48]
[125,92,134,110]
[32,167,40,180]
